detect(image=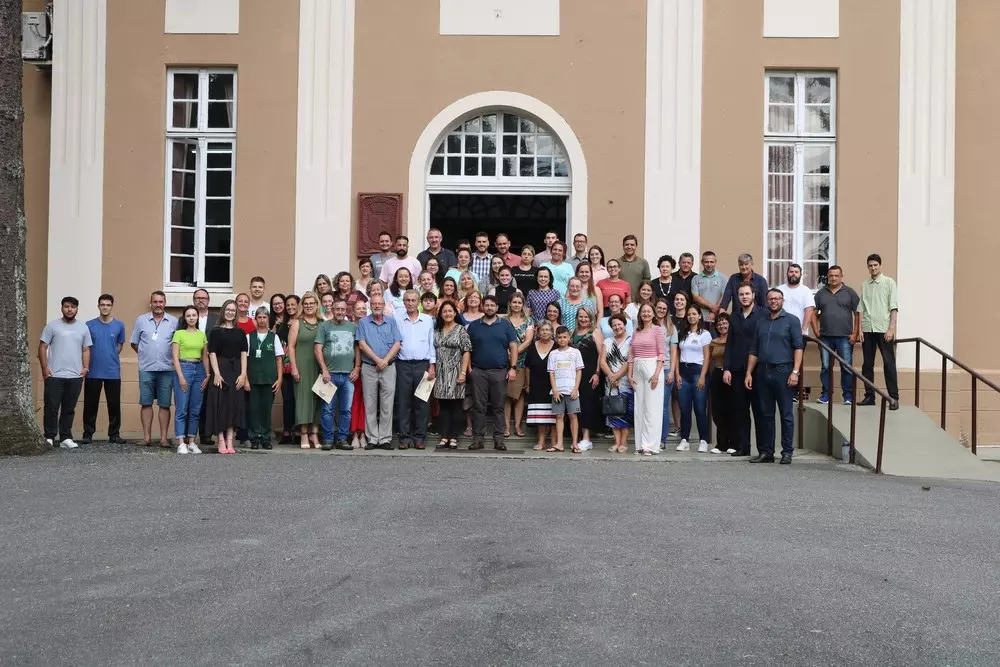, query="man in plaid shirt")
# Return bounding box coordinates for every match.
[471,231,493,285]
